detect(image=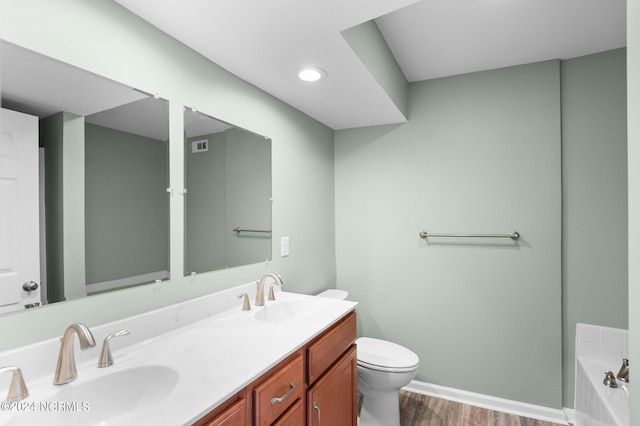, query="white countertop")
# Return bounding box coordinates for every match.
[0,284,357,425]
